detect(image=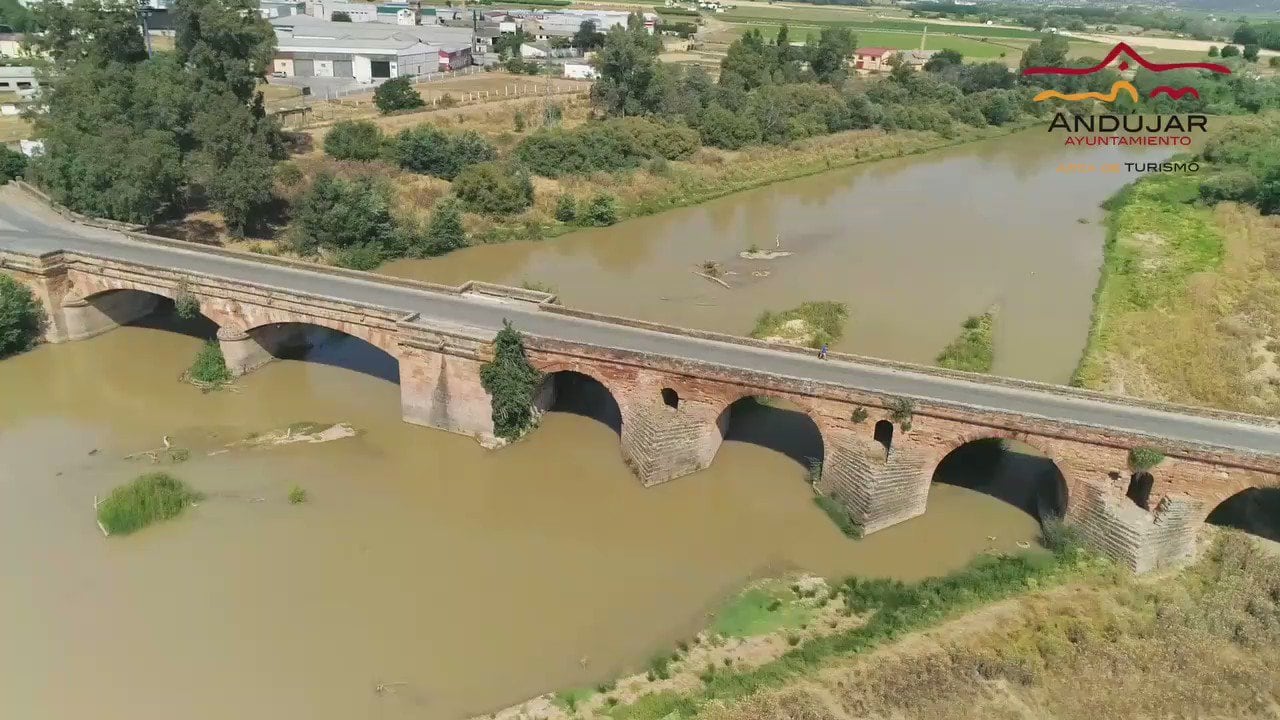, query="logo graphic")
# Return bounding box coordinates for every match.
[1022,43,1230,103]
